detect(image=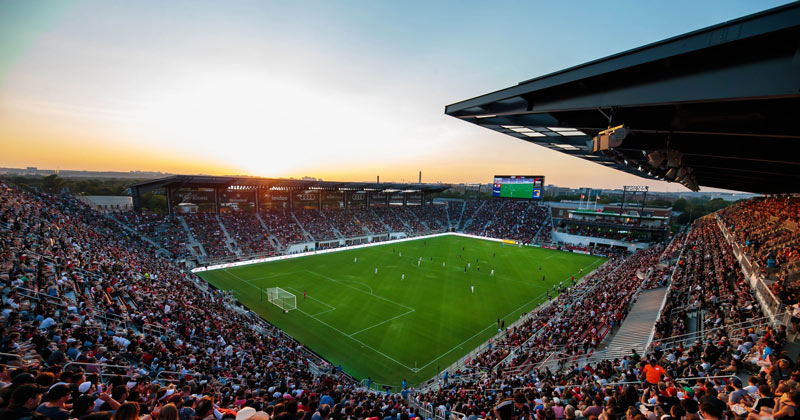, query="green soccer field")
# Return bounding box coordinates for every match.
[197,235,605,389]
[500,183,533,198]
